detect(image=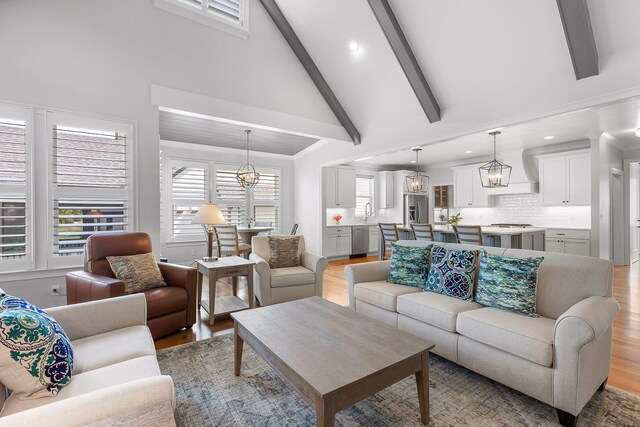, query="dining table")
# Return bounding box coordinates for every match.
[236,226,274,244]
